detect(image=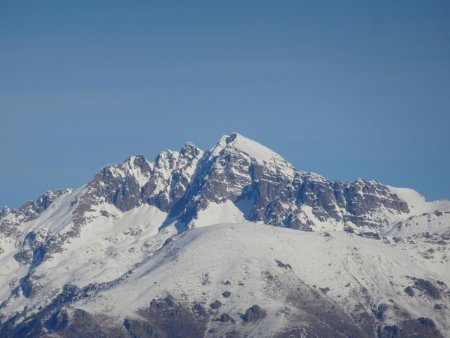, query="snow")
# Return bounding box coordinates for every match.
[385,185,450,236]
[211,133,287,164]
[385,212,450,237]
[0,197,174,319]
[77,223,450,335]
[389,185,450,214]
[190,201,246,228]
[37,203,169,285]
[126,156,151,187]
[0,238,26,301]
[1,133,449,336]
[388,186,431,214]
[17,188,81,237]
[300,205,345,231]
